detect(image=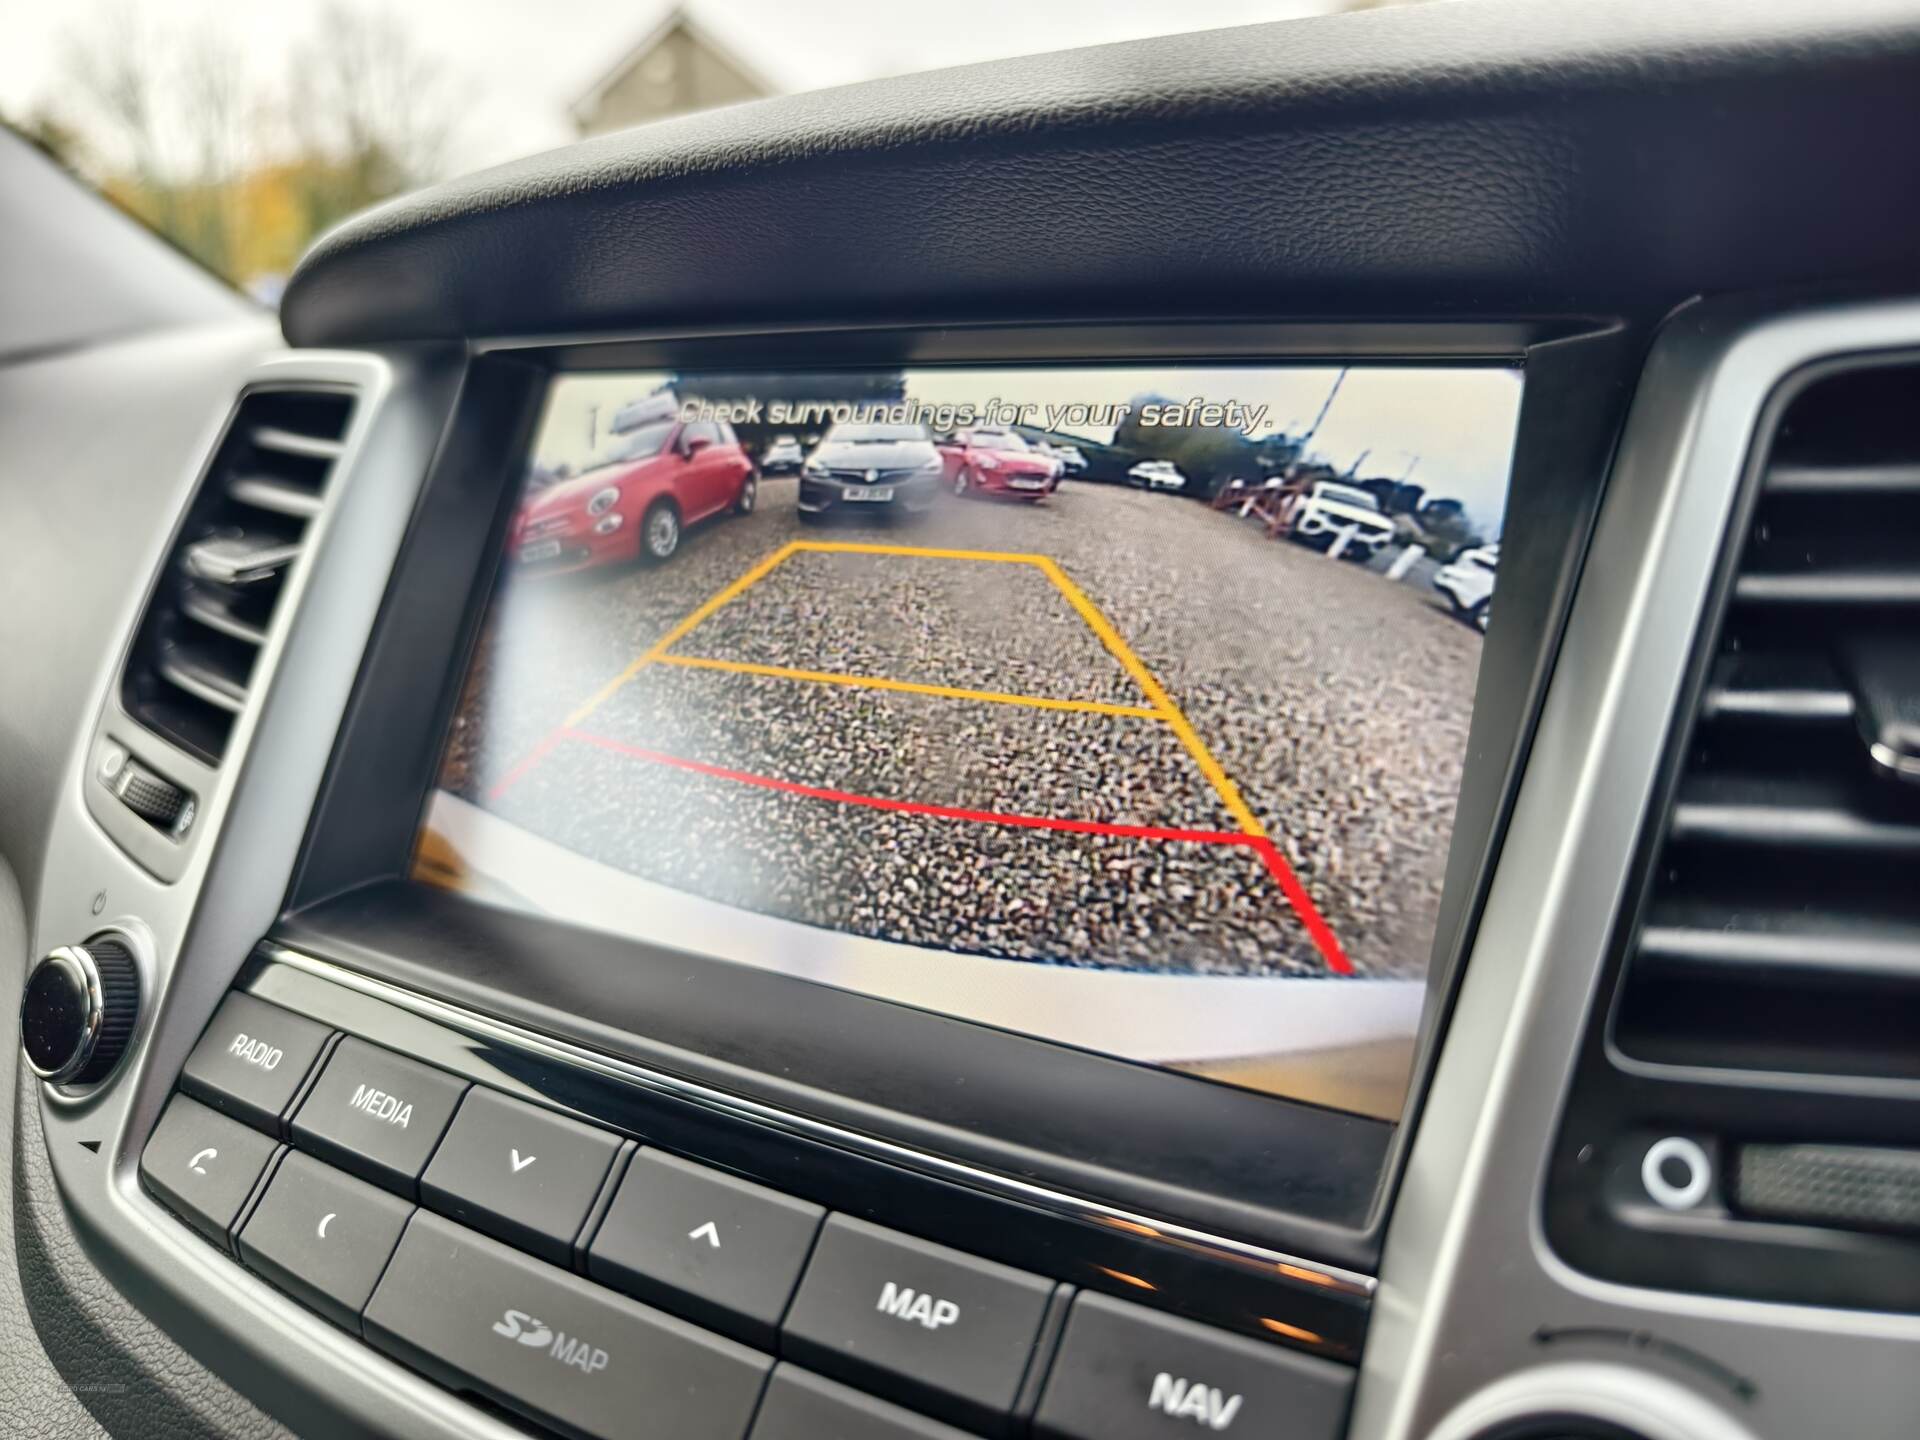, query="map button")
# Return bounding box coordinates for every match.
[782,1214,1054,1434]
[588,1149,824,1348]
